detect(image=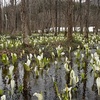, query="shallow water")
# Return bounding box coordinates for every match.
[0,52,100,100]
